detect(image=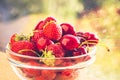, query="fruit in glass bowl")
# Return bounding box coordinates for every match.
[6,16,99,80]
